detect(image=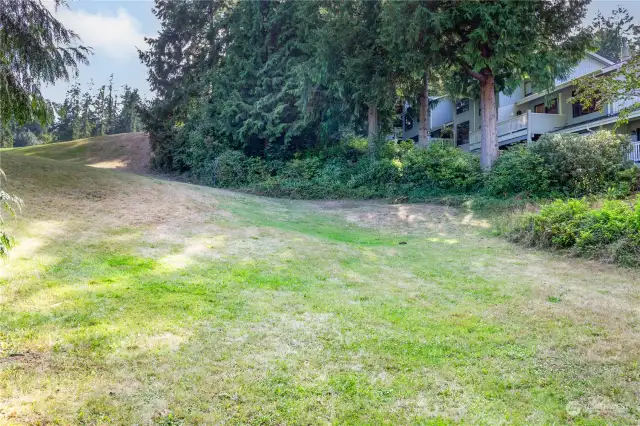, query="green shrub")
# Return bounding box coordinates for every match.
[210,150,249,187]
[401,144,483,192]
[608,236,640,267]
[320,136,368,163]
[245,157,269,184]
[280,157,323,181]
[510,196,640,266]
[191,131,636,209]
[575,200,633,249]
[530,131,634,195]
[346,158,402,194]
[379,139,414,160]
[524,198,590,248]
[485,146,550,197]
